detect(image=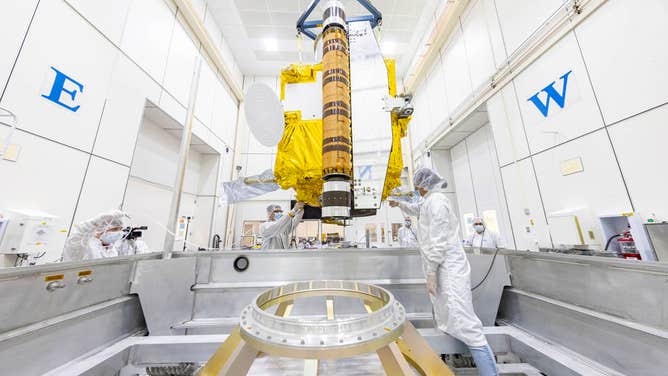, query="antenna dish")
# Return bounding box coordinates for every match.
[244,83,285,147]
